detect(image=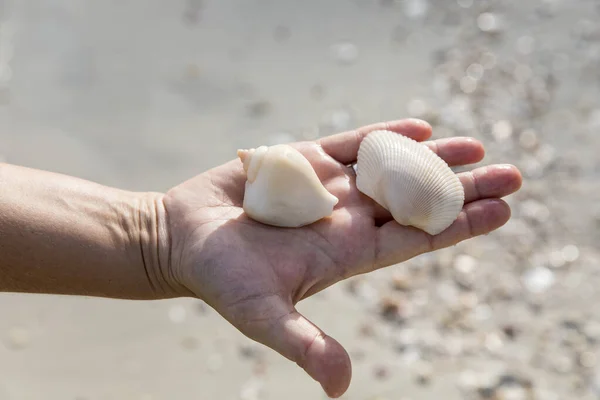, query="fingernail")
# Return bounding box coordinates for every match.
[408,118,431,128]
[496,164,516,171]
